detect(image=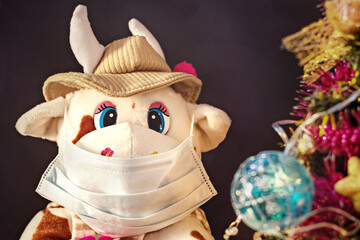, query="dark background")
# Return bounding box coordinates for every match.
[0,1,321,239]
